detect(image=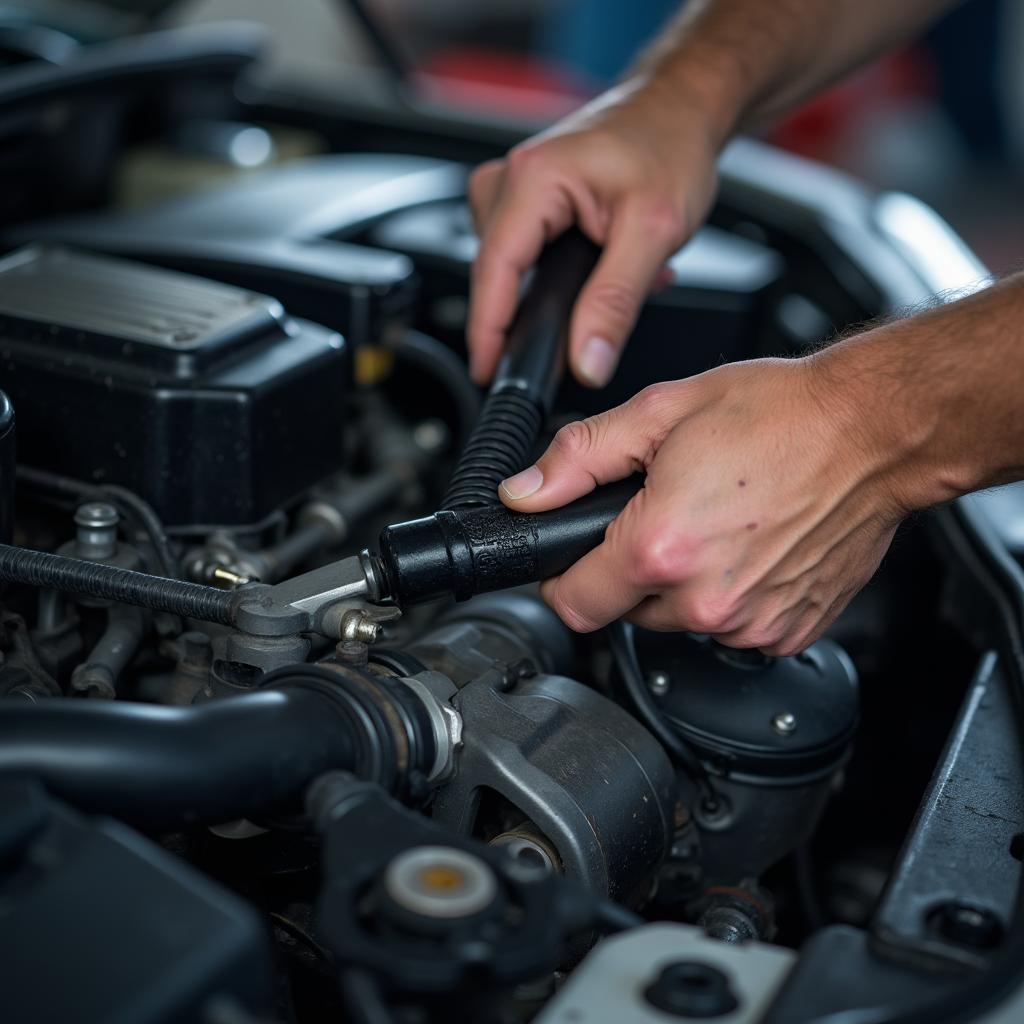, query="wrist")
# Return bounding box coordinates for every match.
[802,327,963,517]
[628,53,747,155]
